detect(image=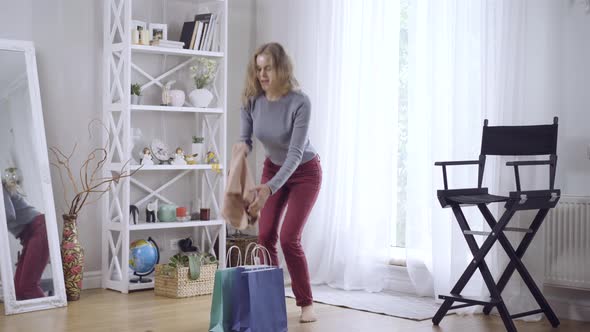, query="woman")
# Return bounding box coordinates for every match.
[2,179,49,300]
[238,42,322,323]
